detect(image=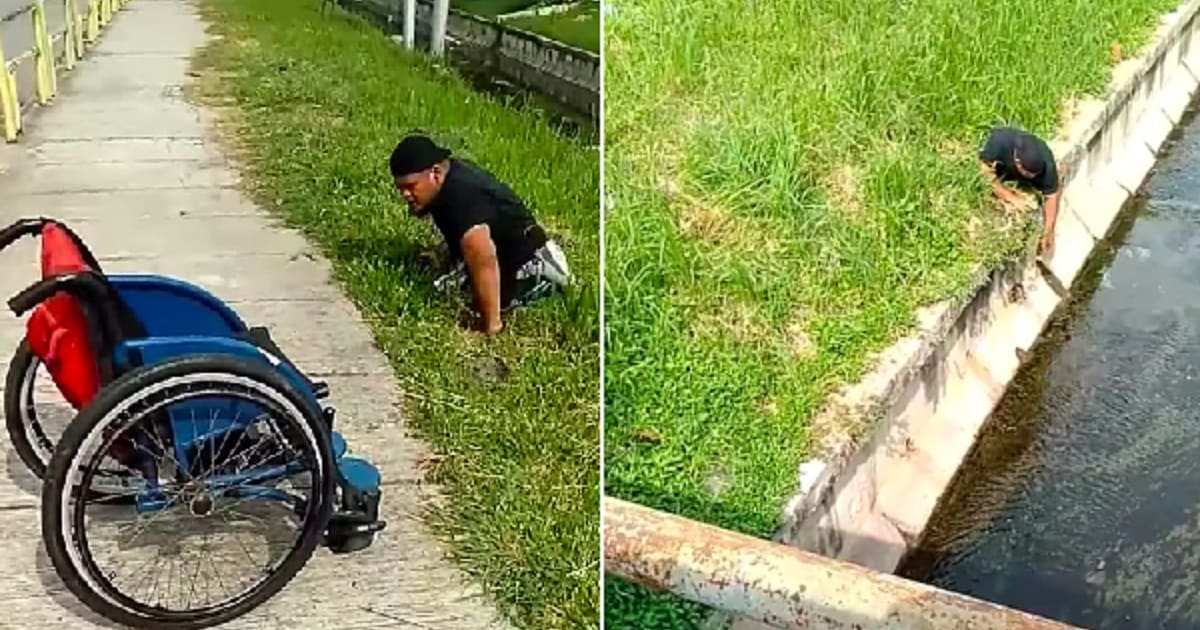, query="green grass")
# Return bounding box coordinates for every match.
[603,0,1183,625]
[505,2,600,53]
[190,0,600,627]
[452,0,542,18]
